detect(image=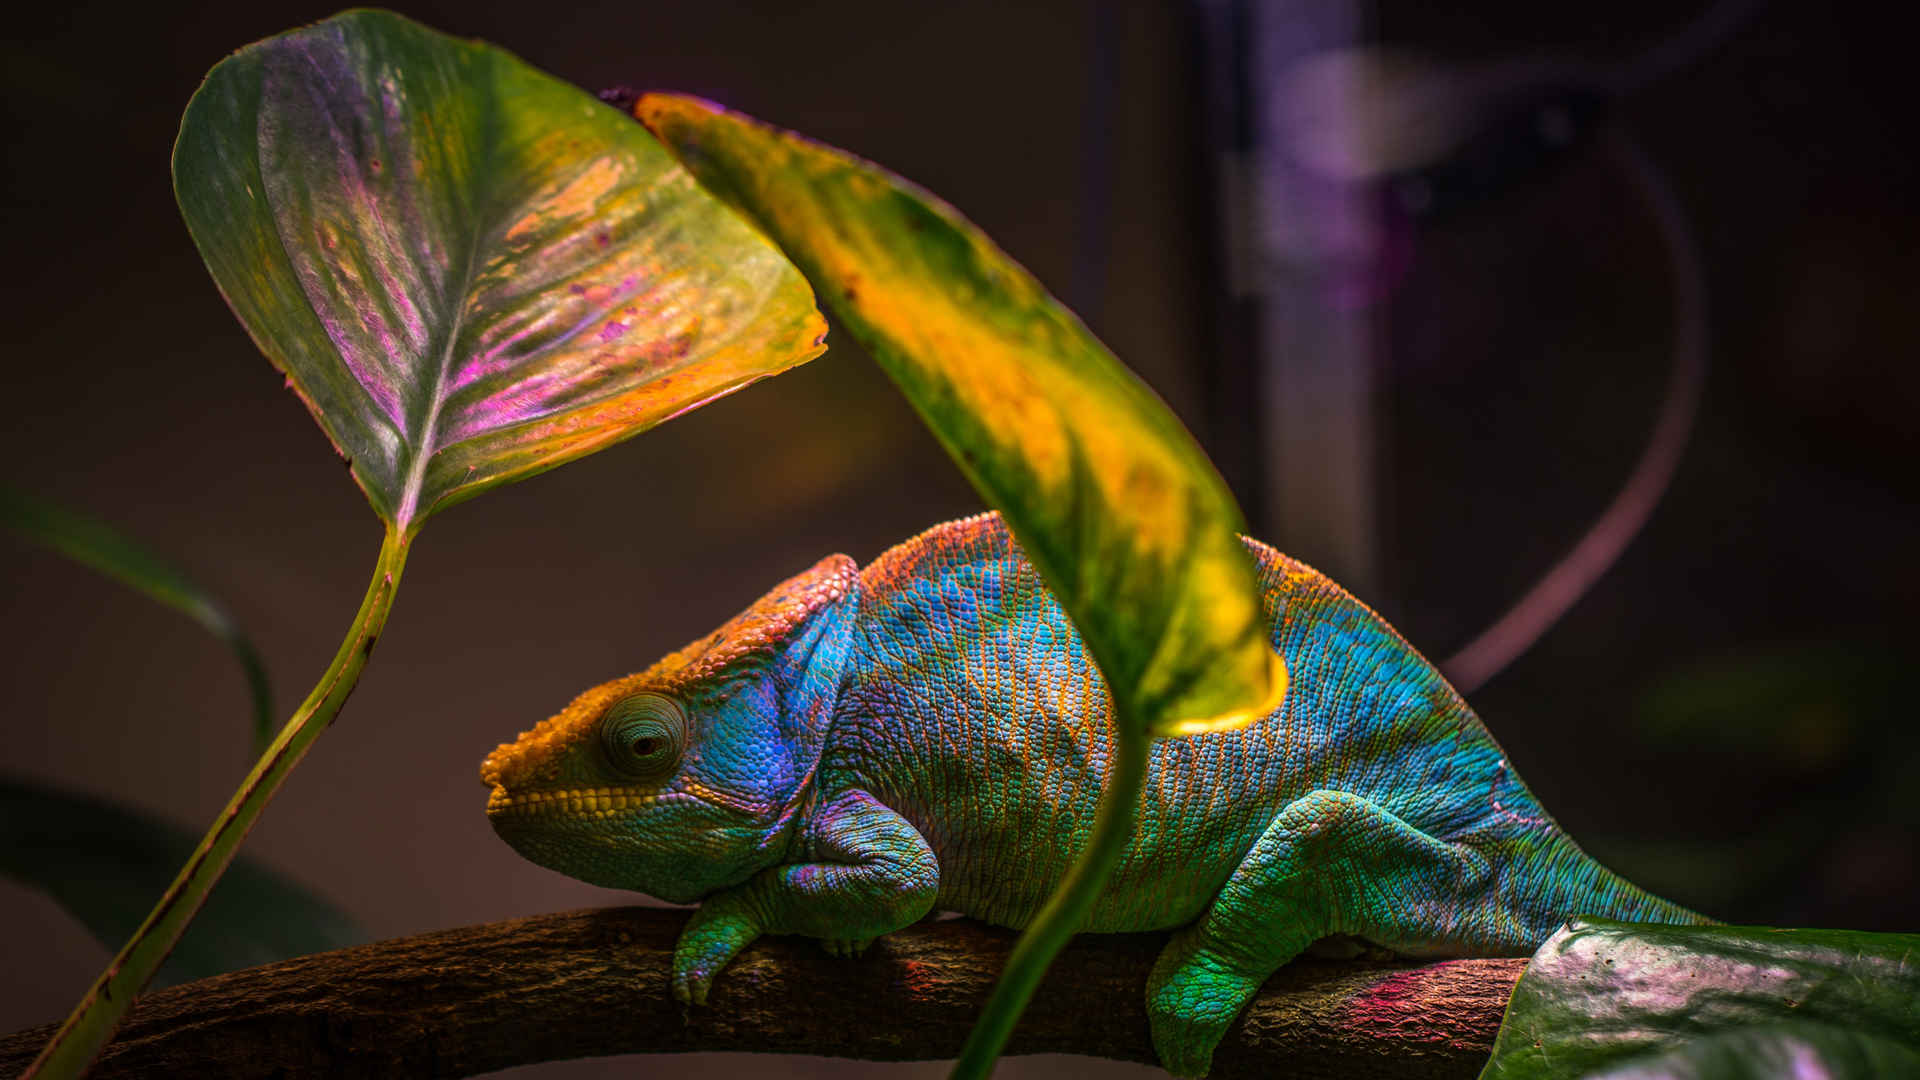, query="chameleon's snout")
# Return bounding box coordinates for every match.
[479,746,512,815]
[480,722,574,792]
[478,738,535,820]
[479,740,541,815]
[481,676,645,796]
[479,739,521,790]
